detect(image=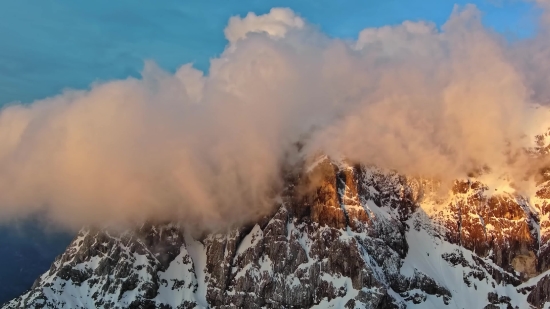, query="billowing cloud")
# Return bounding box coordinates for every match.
[0,5,549,231]
[224,8,305,44]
